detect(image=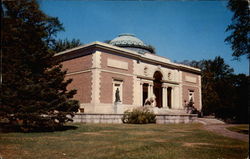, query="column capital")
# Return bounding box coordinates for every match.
[162,84,168,88]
